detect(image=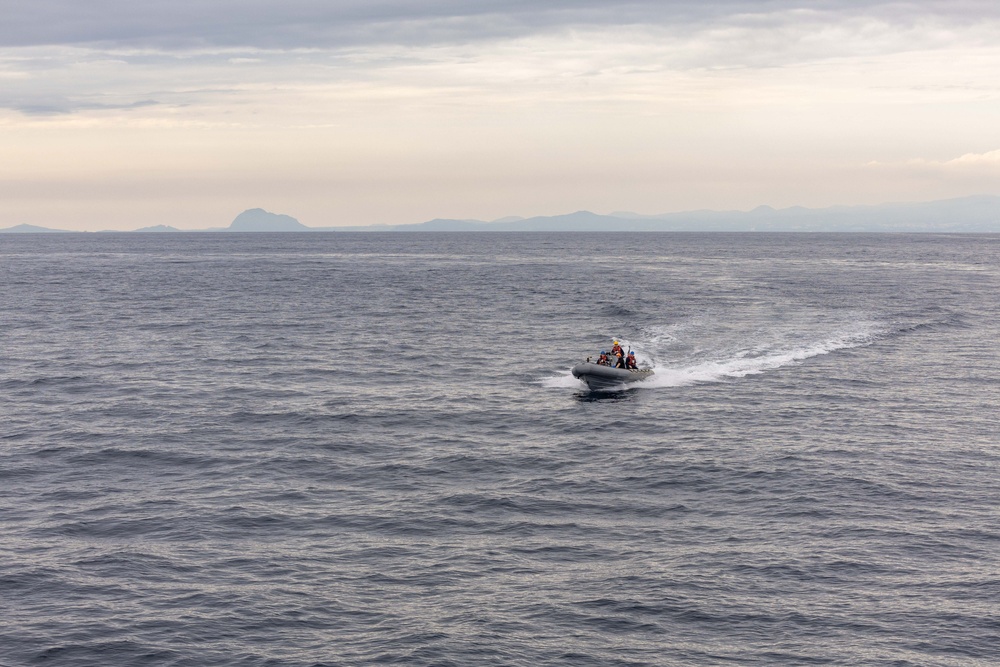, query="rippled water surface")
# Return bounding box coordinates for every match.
[2,232,999,666]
